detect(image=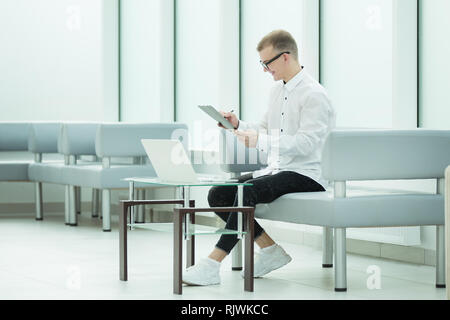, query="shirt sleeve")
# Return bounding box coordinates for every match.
[237,110,269,133]
[256,91,332,157]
